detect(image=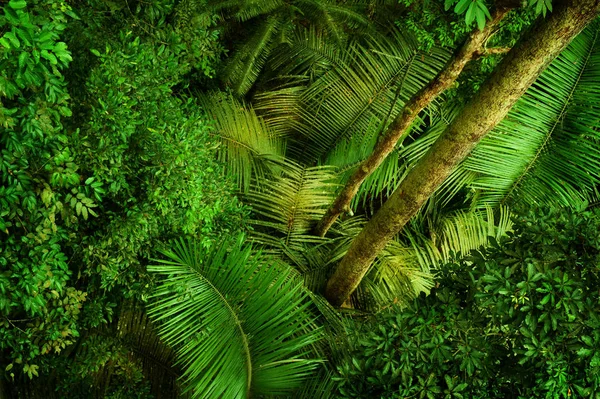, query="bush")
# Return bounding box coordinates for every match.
[335,205,600,398]
[0,0,244,391]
